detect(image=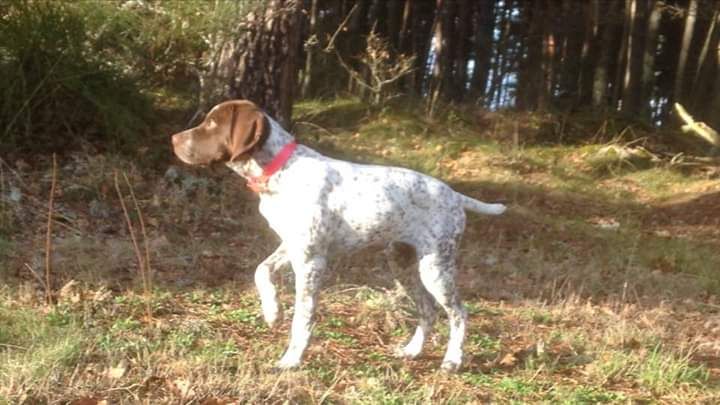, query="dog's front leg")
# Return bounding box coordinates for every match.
[275,254,326,370]
[255,244,289,328]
